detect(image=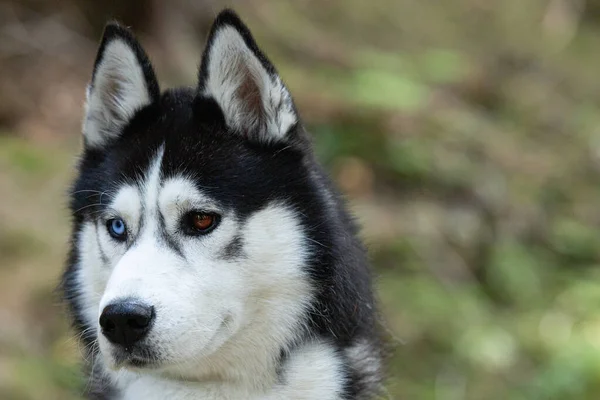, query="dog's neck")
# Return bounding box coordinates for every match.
[98,339,346,400]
